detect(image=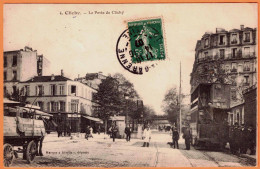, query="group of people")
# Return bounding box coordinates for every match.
[170,126,192,150]
[229,123,256,155]
[57,123,71,137]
